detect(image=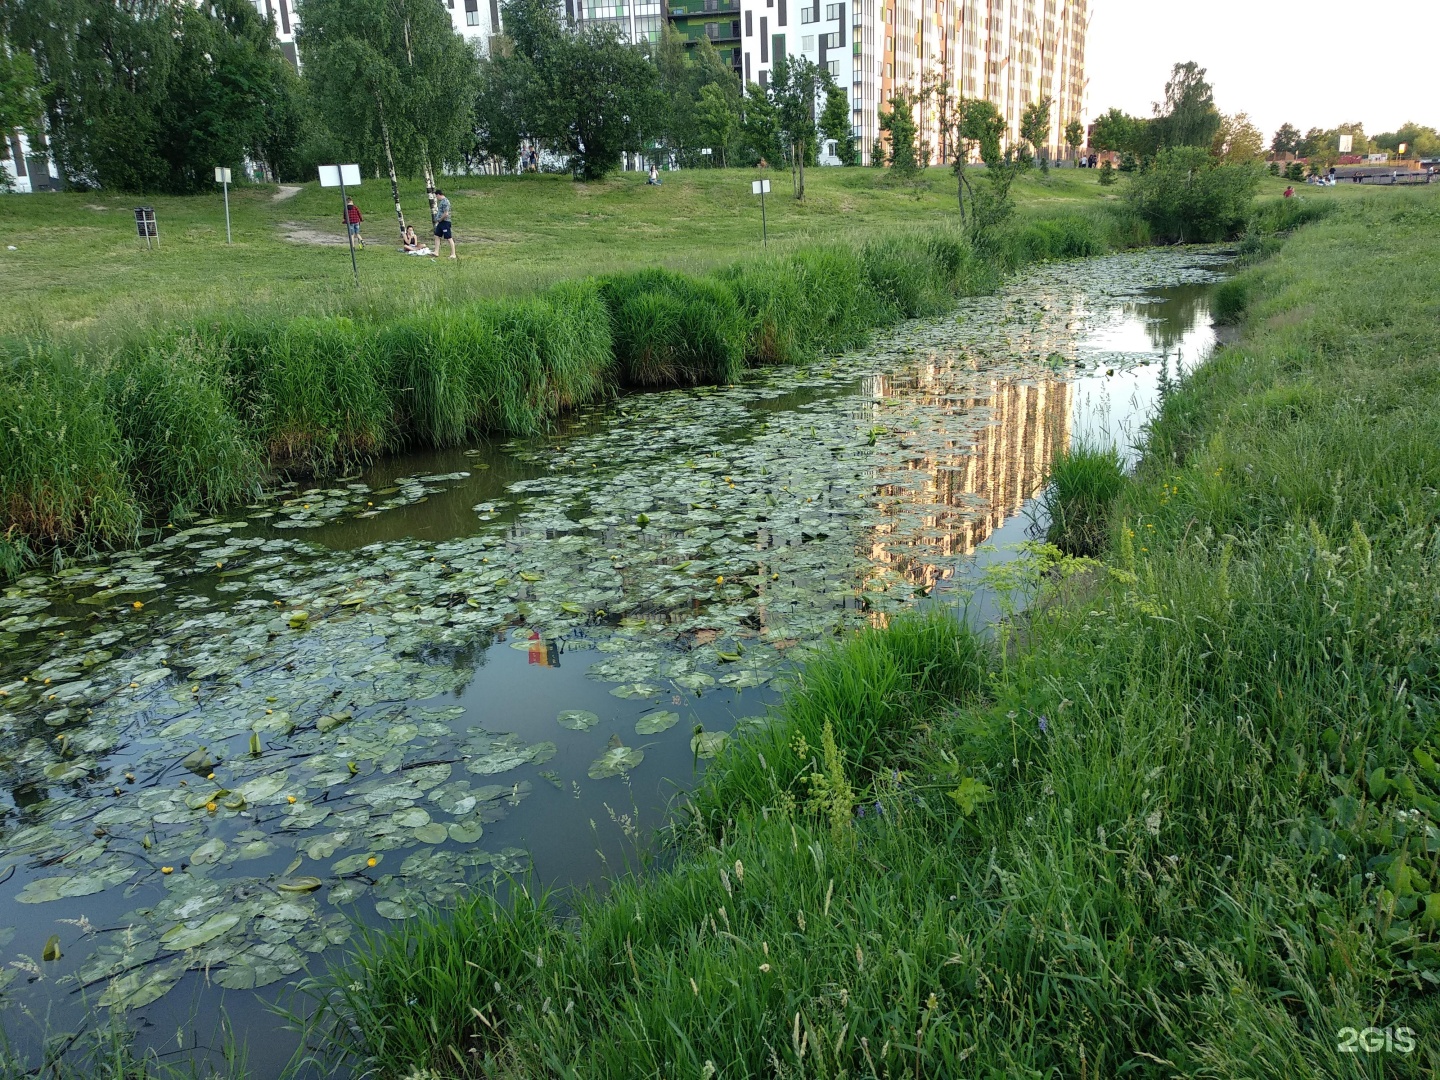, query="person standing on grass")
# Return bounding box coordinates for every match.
[432,188,455,259]
[344,195,365,248]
